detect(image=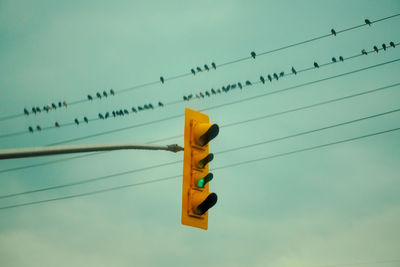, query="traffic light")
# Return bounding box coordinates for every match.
[182,108,219,230]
